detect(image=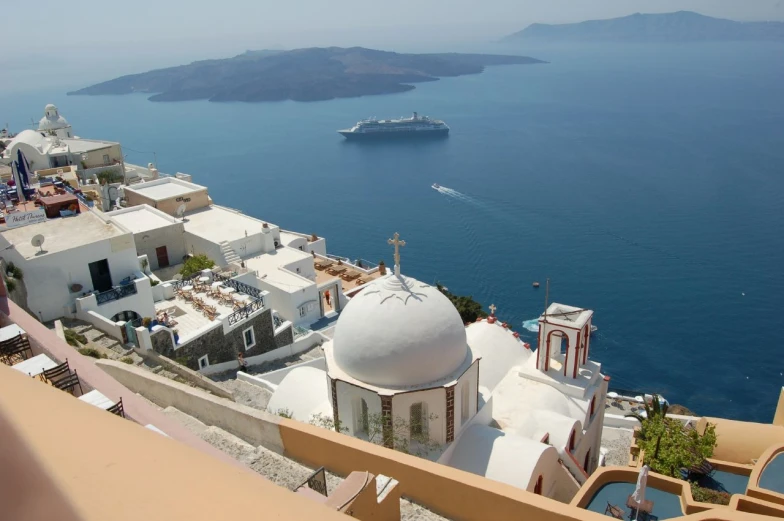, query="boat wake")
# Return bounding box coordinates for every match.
[432,185,482,206]
[522,318,540,332]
